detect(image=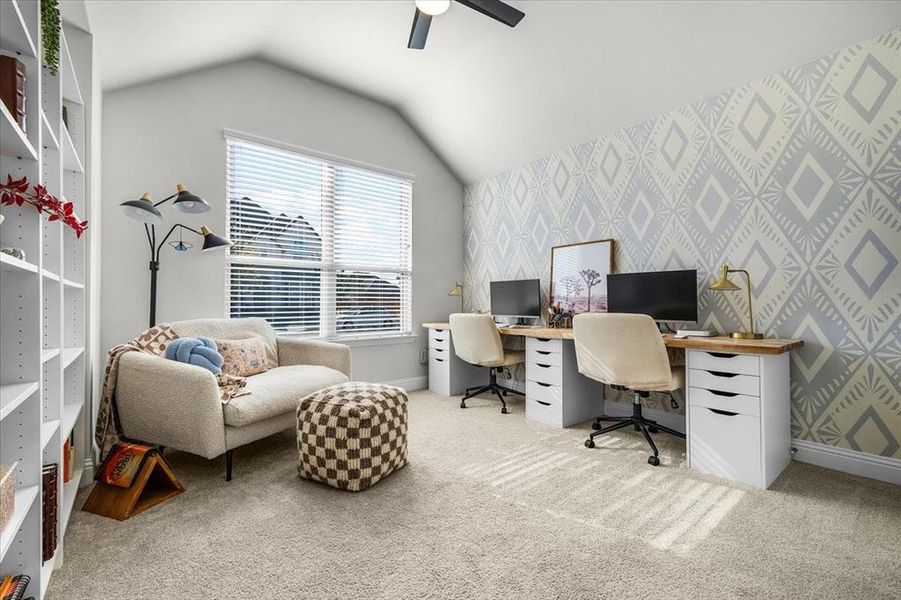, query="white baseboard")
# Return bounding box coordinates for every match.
[791,439,901,486]
[603,401,686,434]
[382,376,428,391]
